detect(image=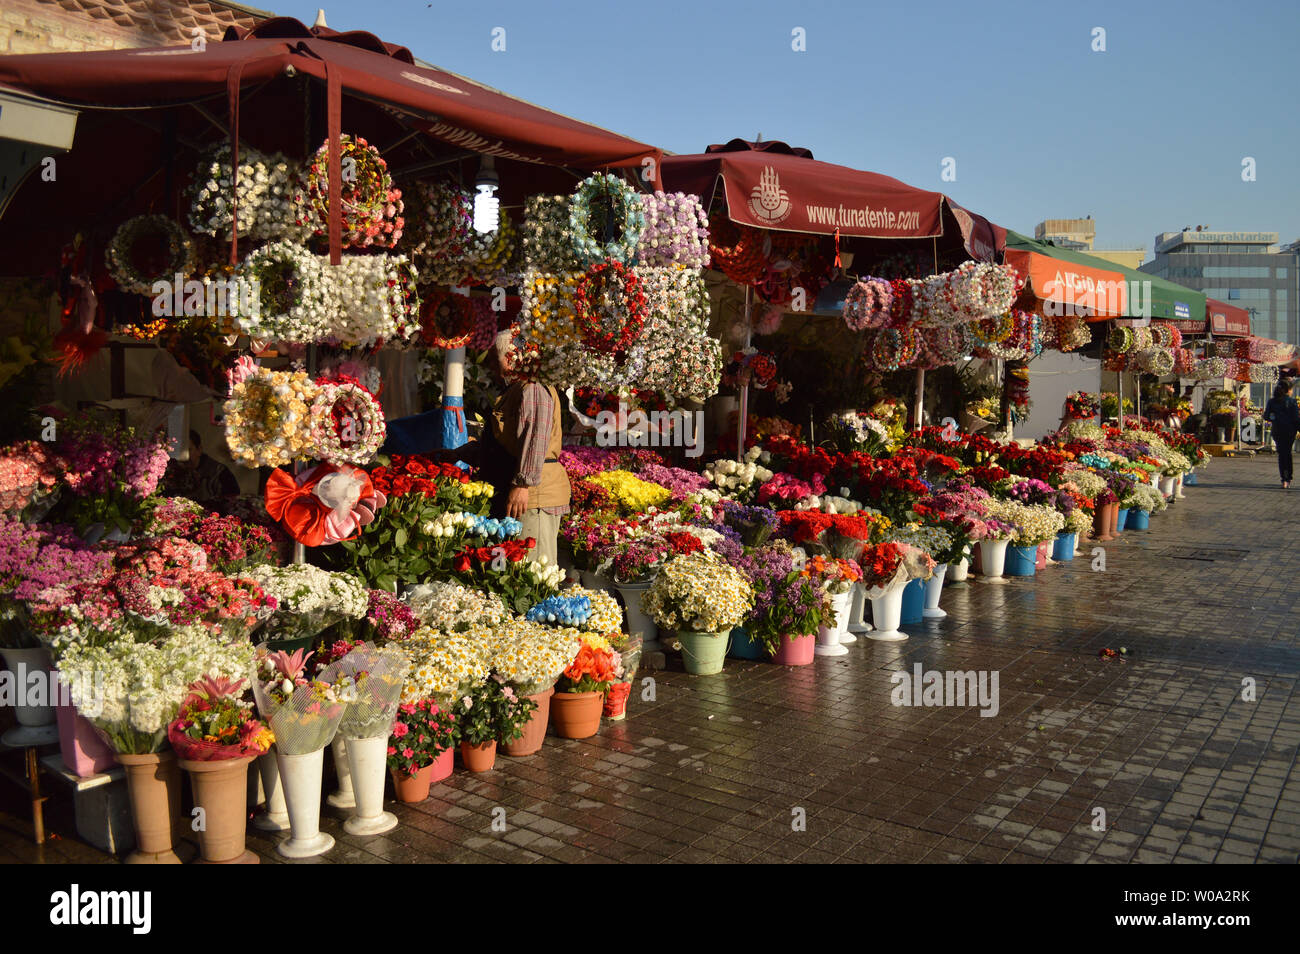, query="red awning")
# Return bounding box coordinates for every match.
[0,19,661,176]
[1207,299,1251,337]
[660,139,1003,260]
[1003,247,1128,320]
